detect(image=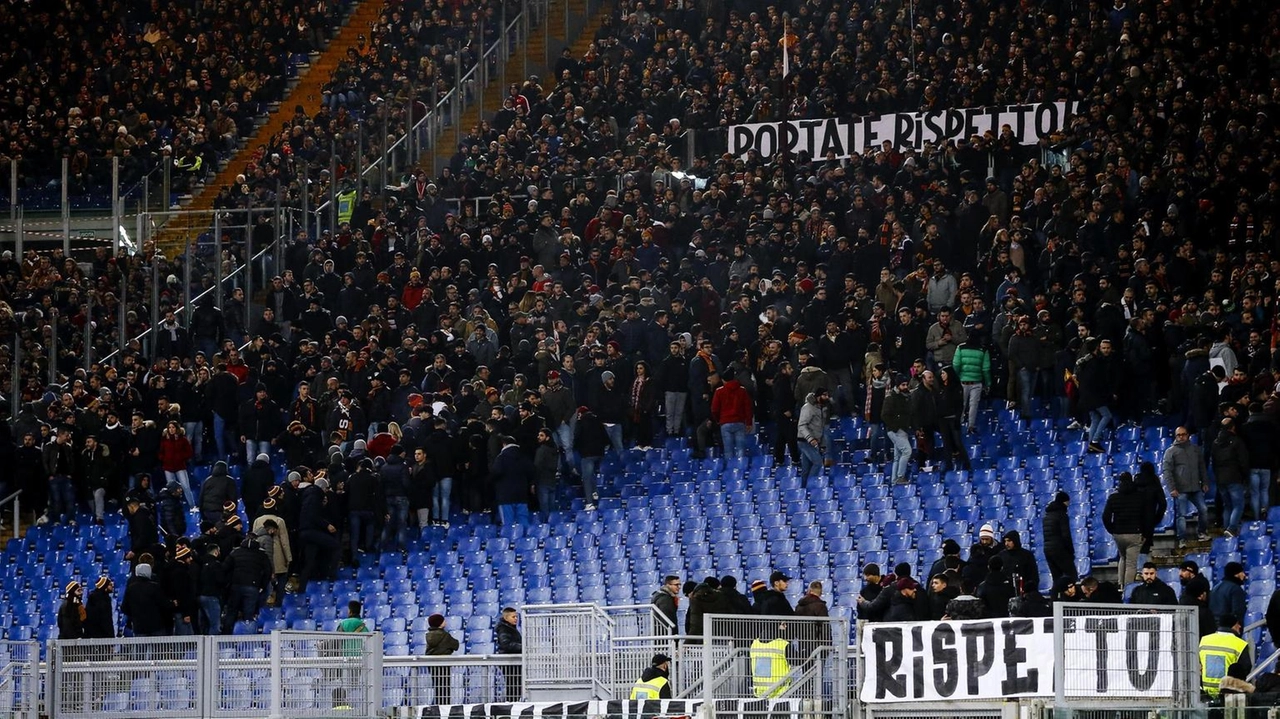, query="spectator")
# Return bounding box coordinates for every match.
[1164,426,1211,547]
[885,578,928,623]
[495,607,523,701]
[720,576,754,615]
[425,614,460,703]
[944,579,986,620]
[997,531,1040,596]
[1133,462,1168,555]
[967,524,1000,585]
[1128,563,1177,606]
[926,574,960,620]
[951,337,991,431]
[1102,472,1146,587]
[754,571,795,616]
[1241,404,1276,525]
[1213,417,1251,537]
[711,368,754,459]
[575,407,608,510]
[1041,491,1076,585]
[795,581,830,618]
[222,536,271,632]
[56,582,86,640]
[121,563,170,637]
[651,575,681,631]
[882,375,915,485]
[976,558,1016,619]
[84,578,116,639]
[253,507,291,606]
[856,564,887,622]
[796,389,831,485]
[1180,561,1215,638]
[198,461,239,525]
[1210,563,1248,630]
[157,422,195,507]
[491,436,534,525]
